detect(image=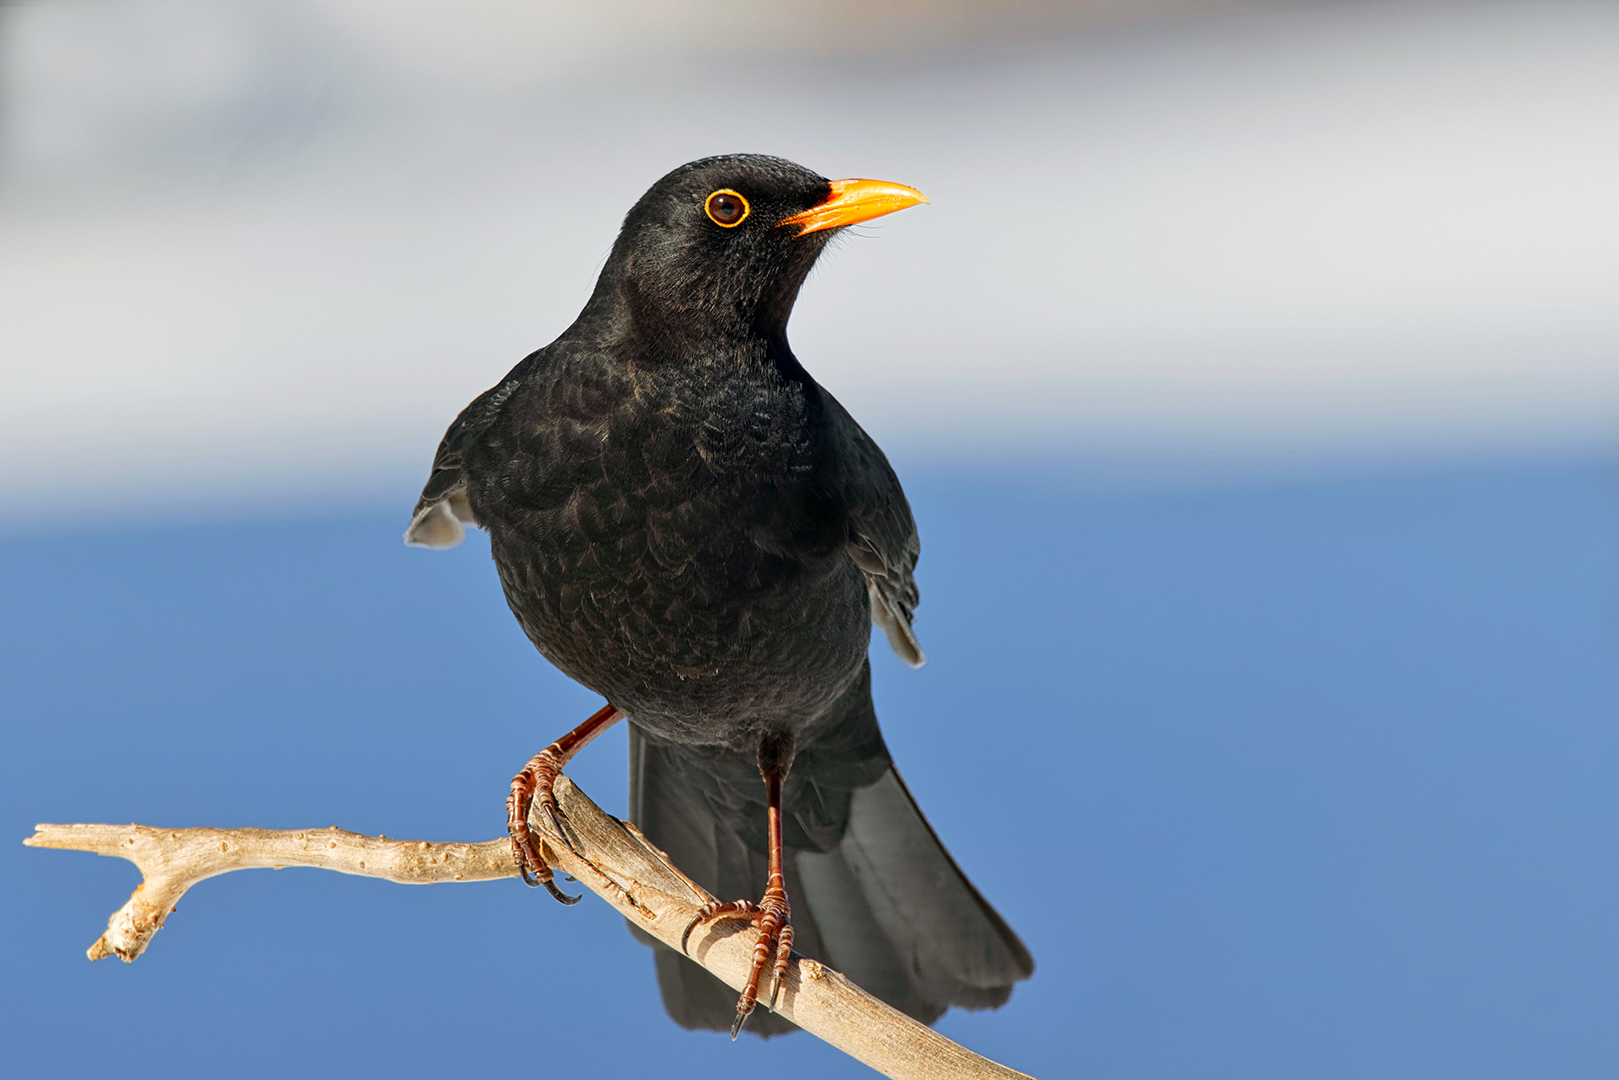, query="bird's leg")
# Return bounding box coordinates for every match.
[507,703,621,904]
[680,769,794,1039]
